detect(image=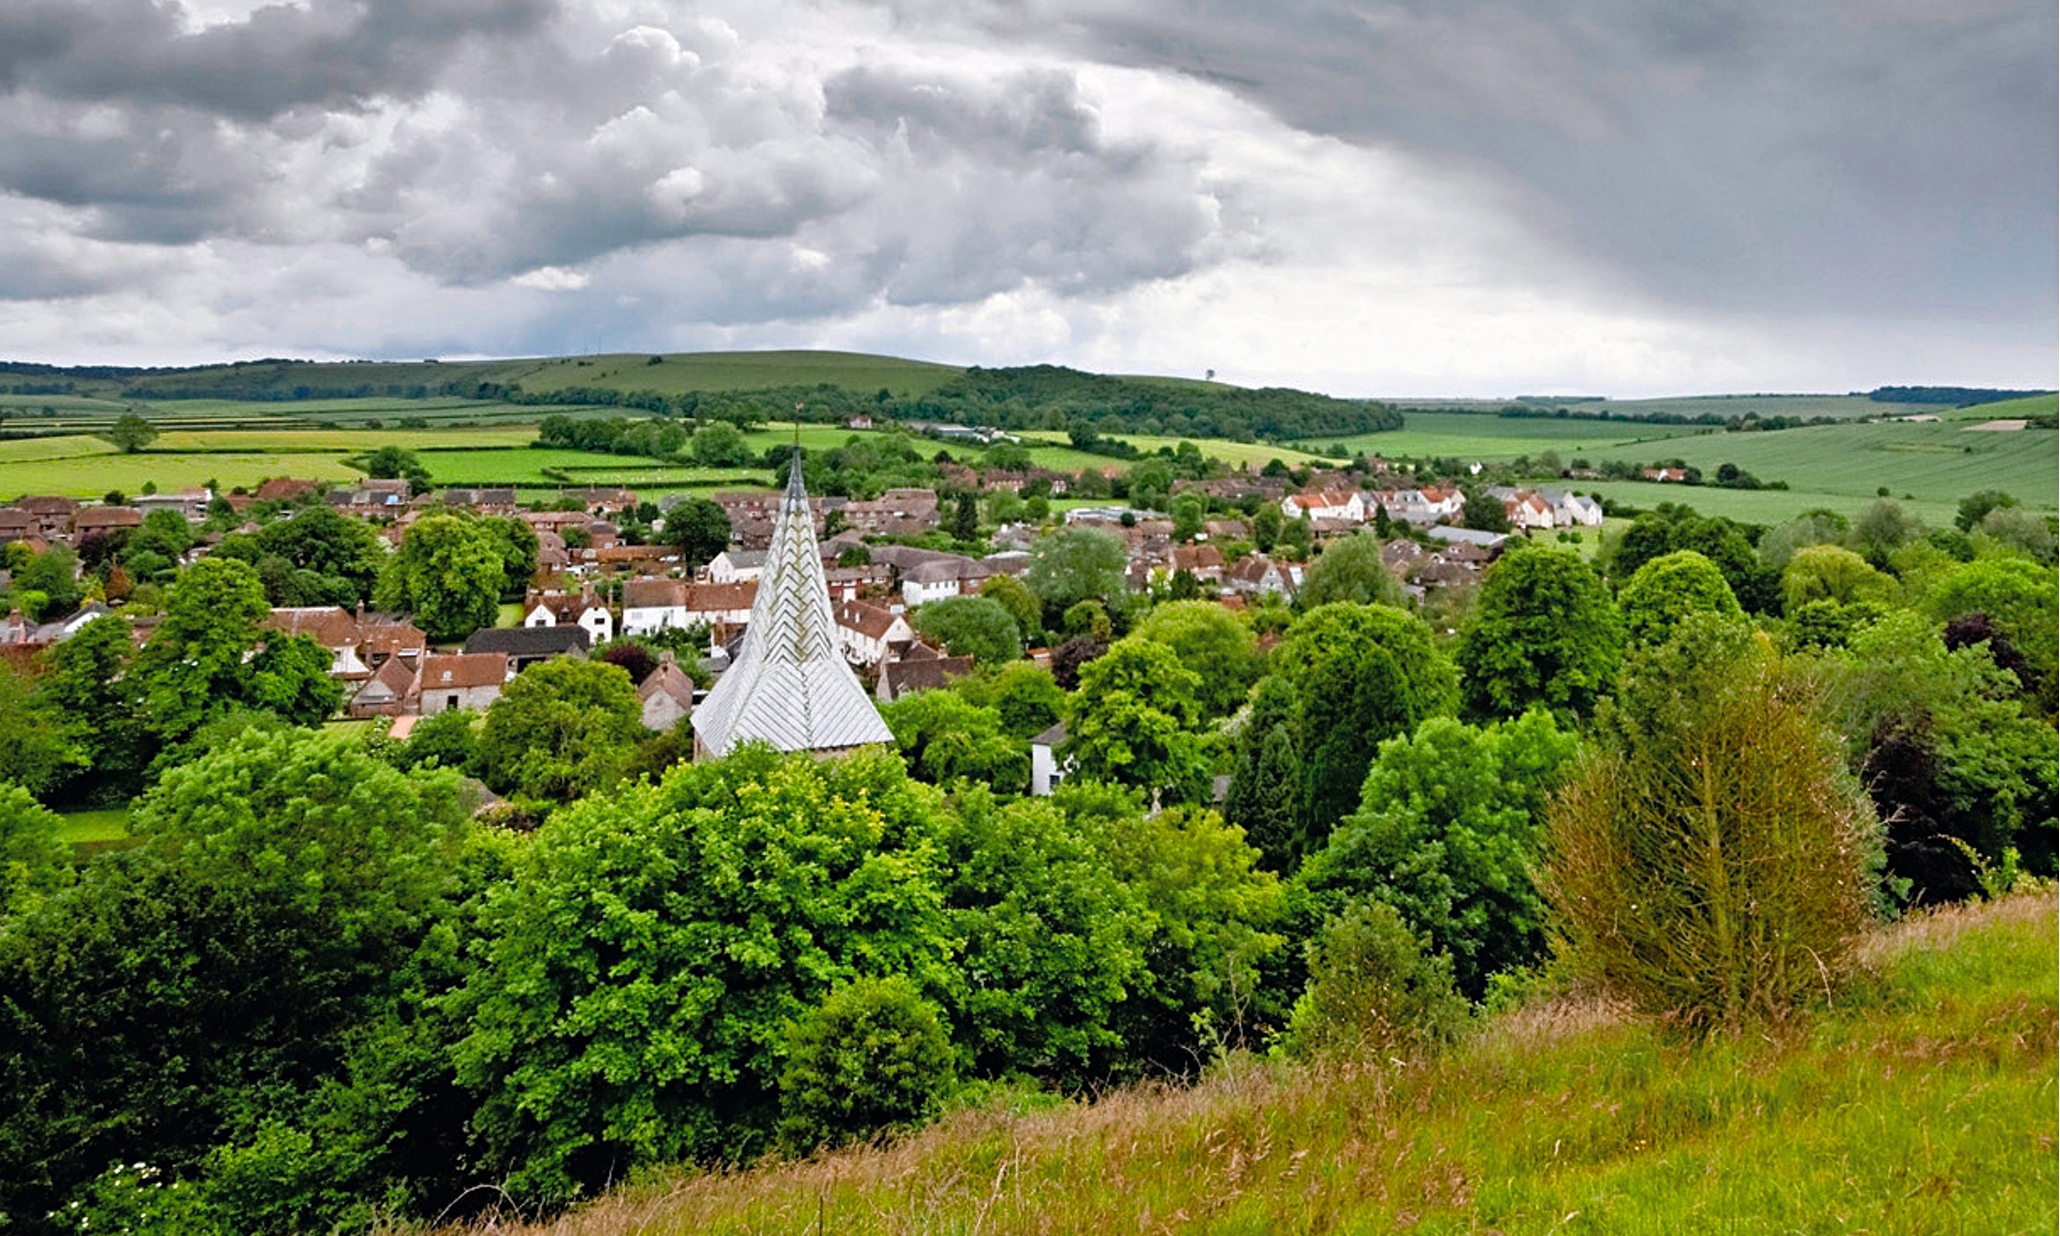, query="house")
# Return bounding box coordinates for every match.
[875,644,975,701]
[330,478,411,511]
[135,489,211,521]
[407,652,509,714]
[1030,722,1070,796]
[0,508,35,543]
[833,599,914,668]
[620,579,758,636]
[523,589,615,643]
[463,625,591,673]
[1372,485,1466,525]
[262,606,375,679]
[440,487,518,513]
[1281,490,1366,523]
[706,549,767,584]
[900,558,990,606]
[637,654,698,732]
[1227,554,1301,598]
[72,506,144,538]
[1168,544,1226,583]
[16,497,79,538]
[839,488,939,536]
[1539,488,1605,527]
[1486,487,1556,532]
[349,655,418,718]
[356,613,428,669]
[1426,525,1510,552]
[255,478,323,503]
